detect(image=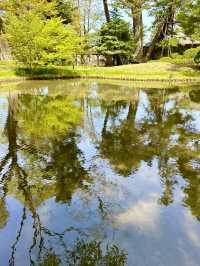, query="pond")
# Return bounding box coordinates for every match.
[0,80,200,266]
